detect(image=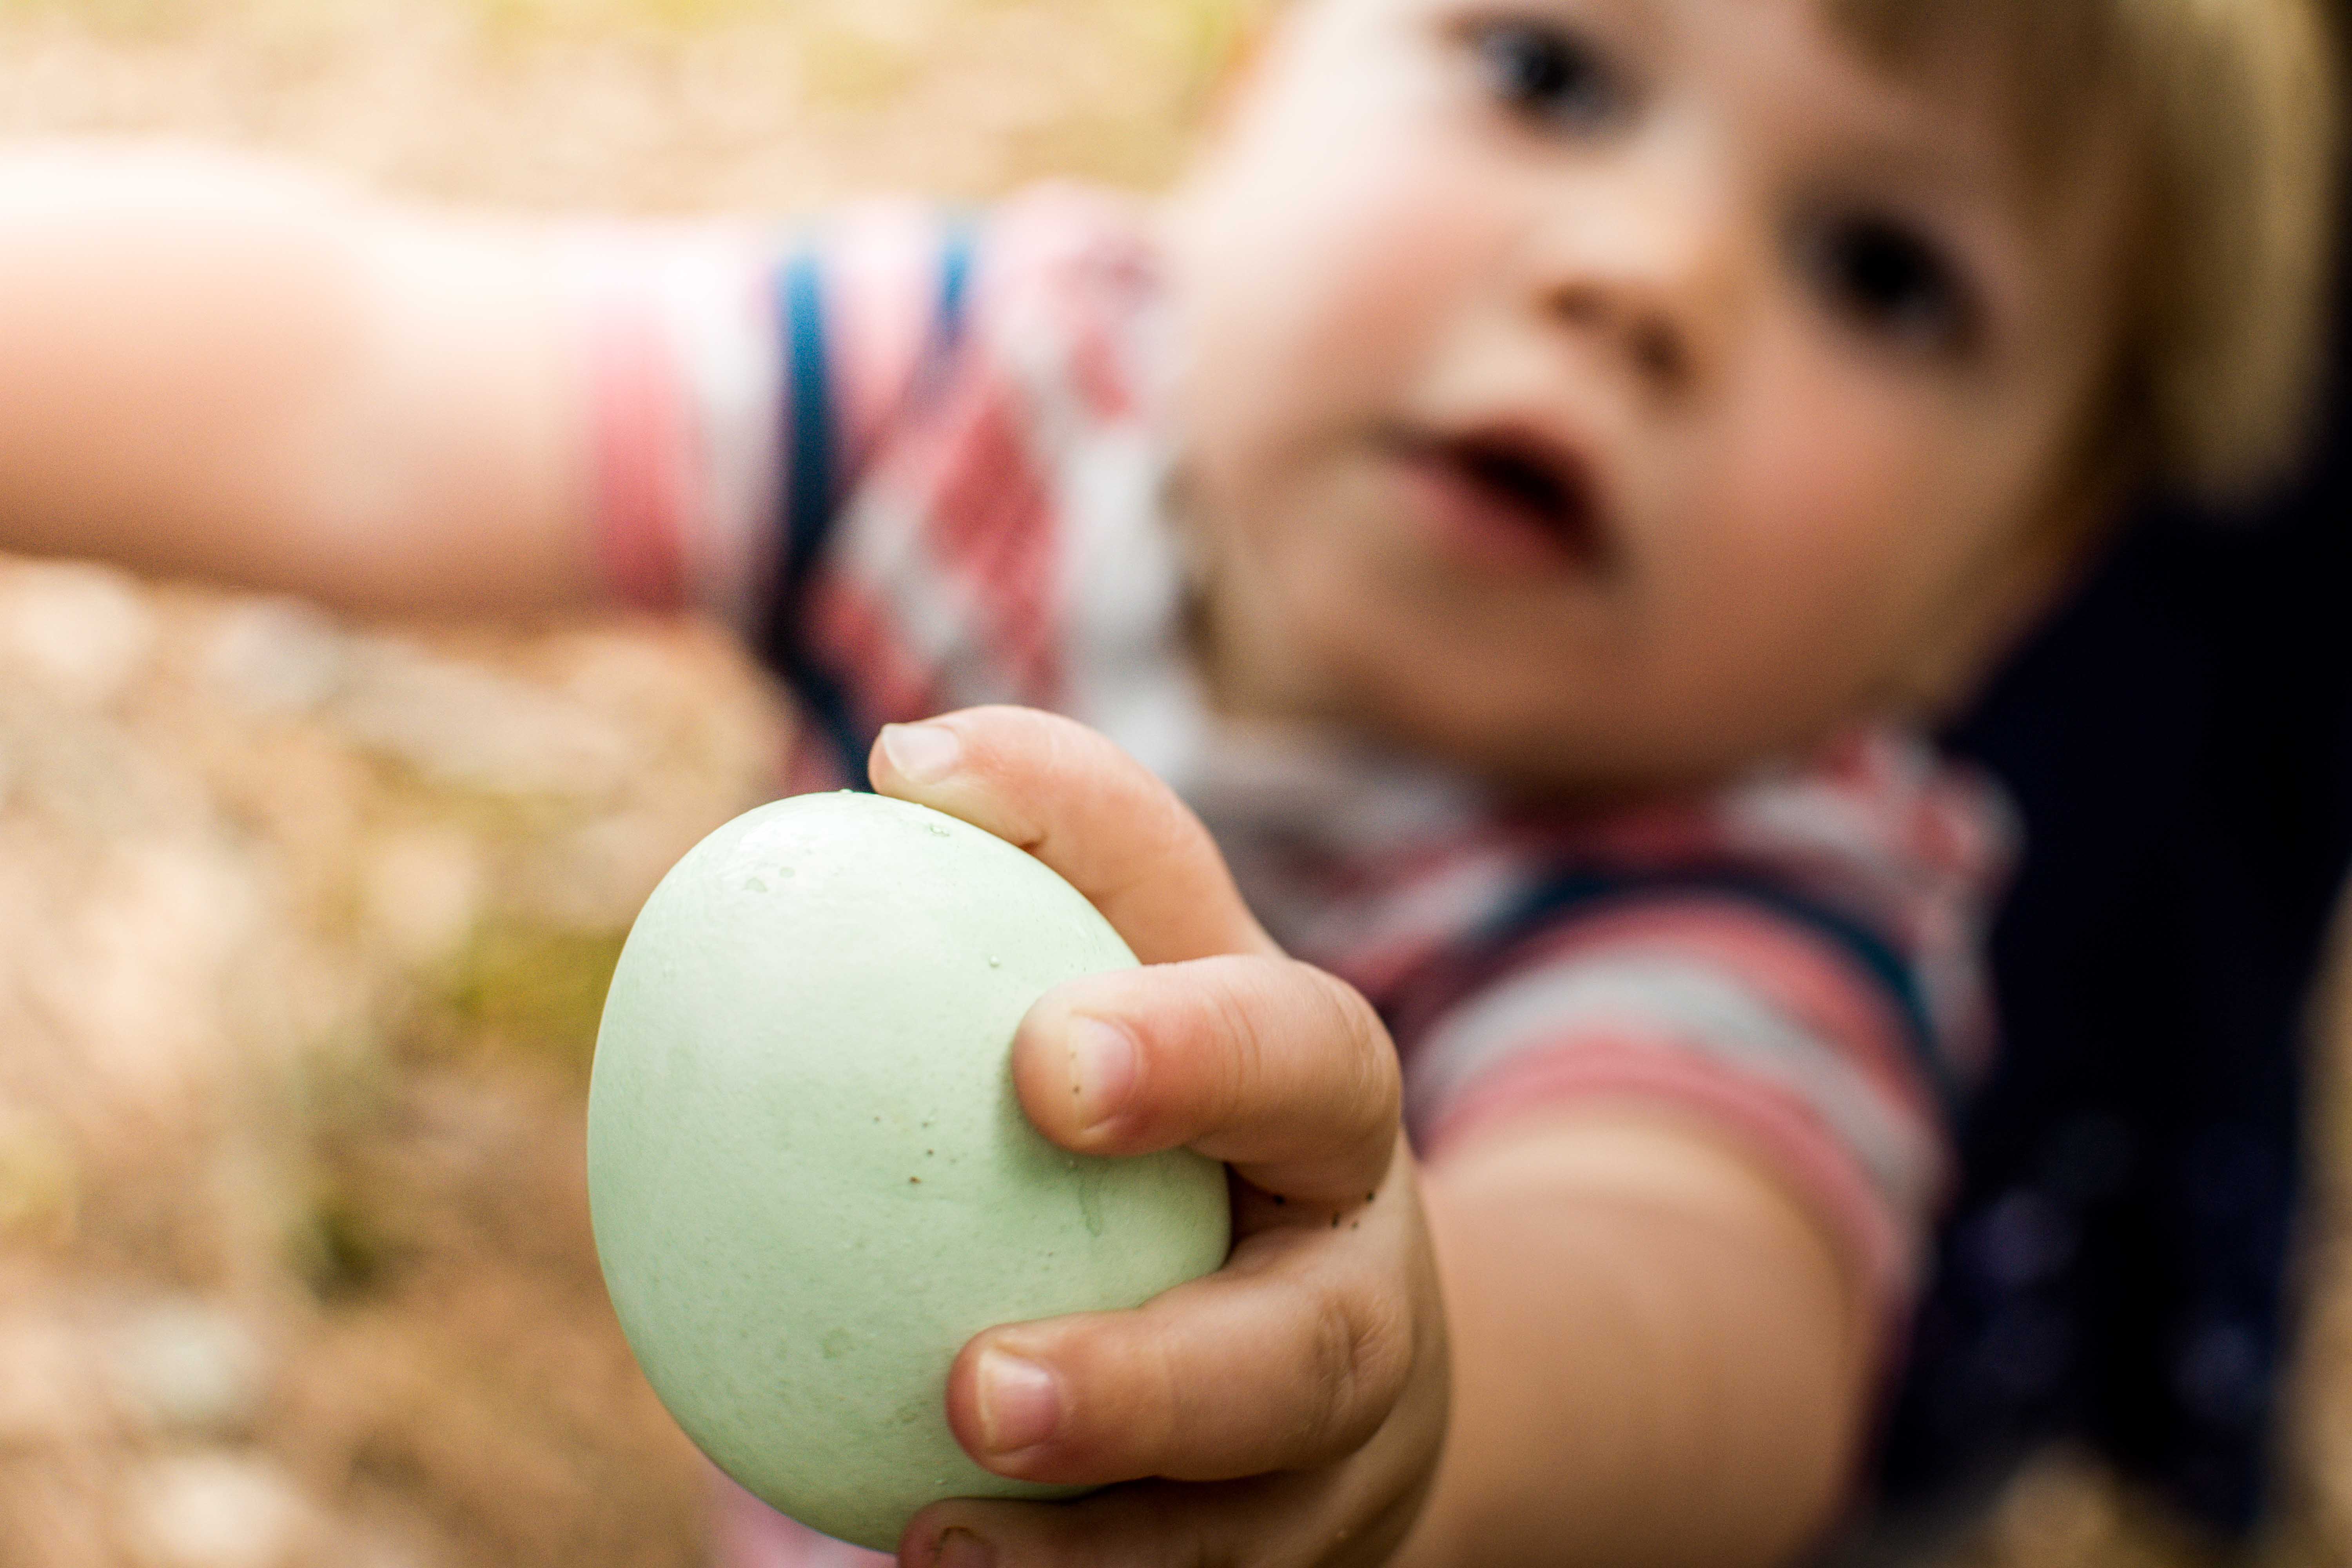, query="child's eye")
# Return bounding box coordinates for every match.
[1465,17,1622,130]
[1799,210,1980,358]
